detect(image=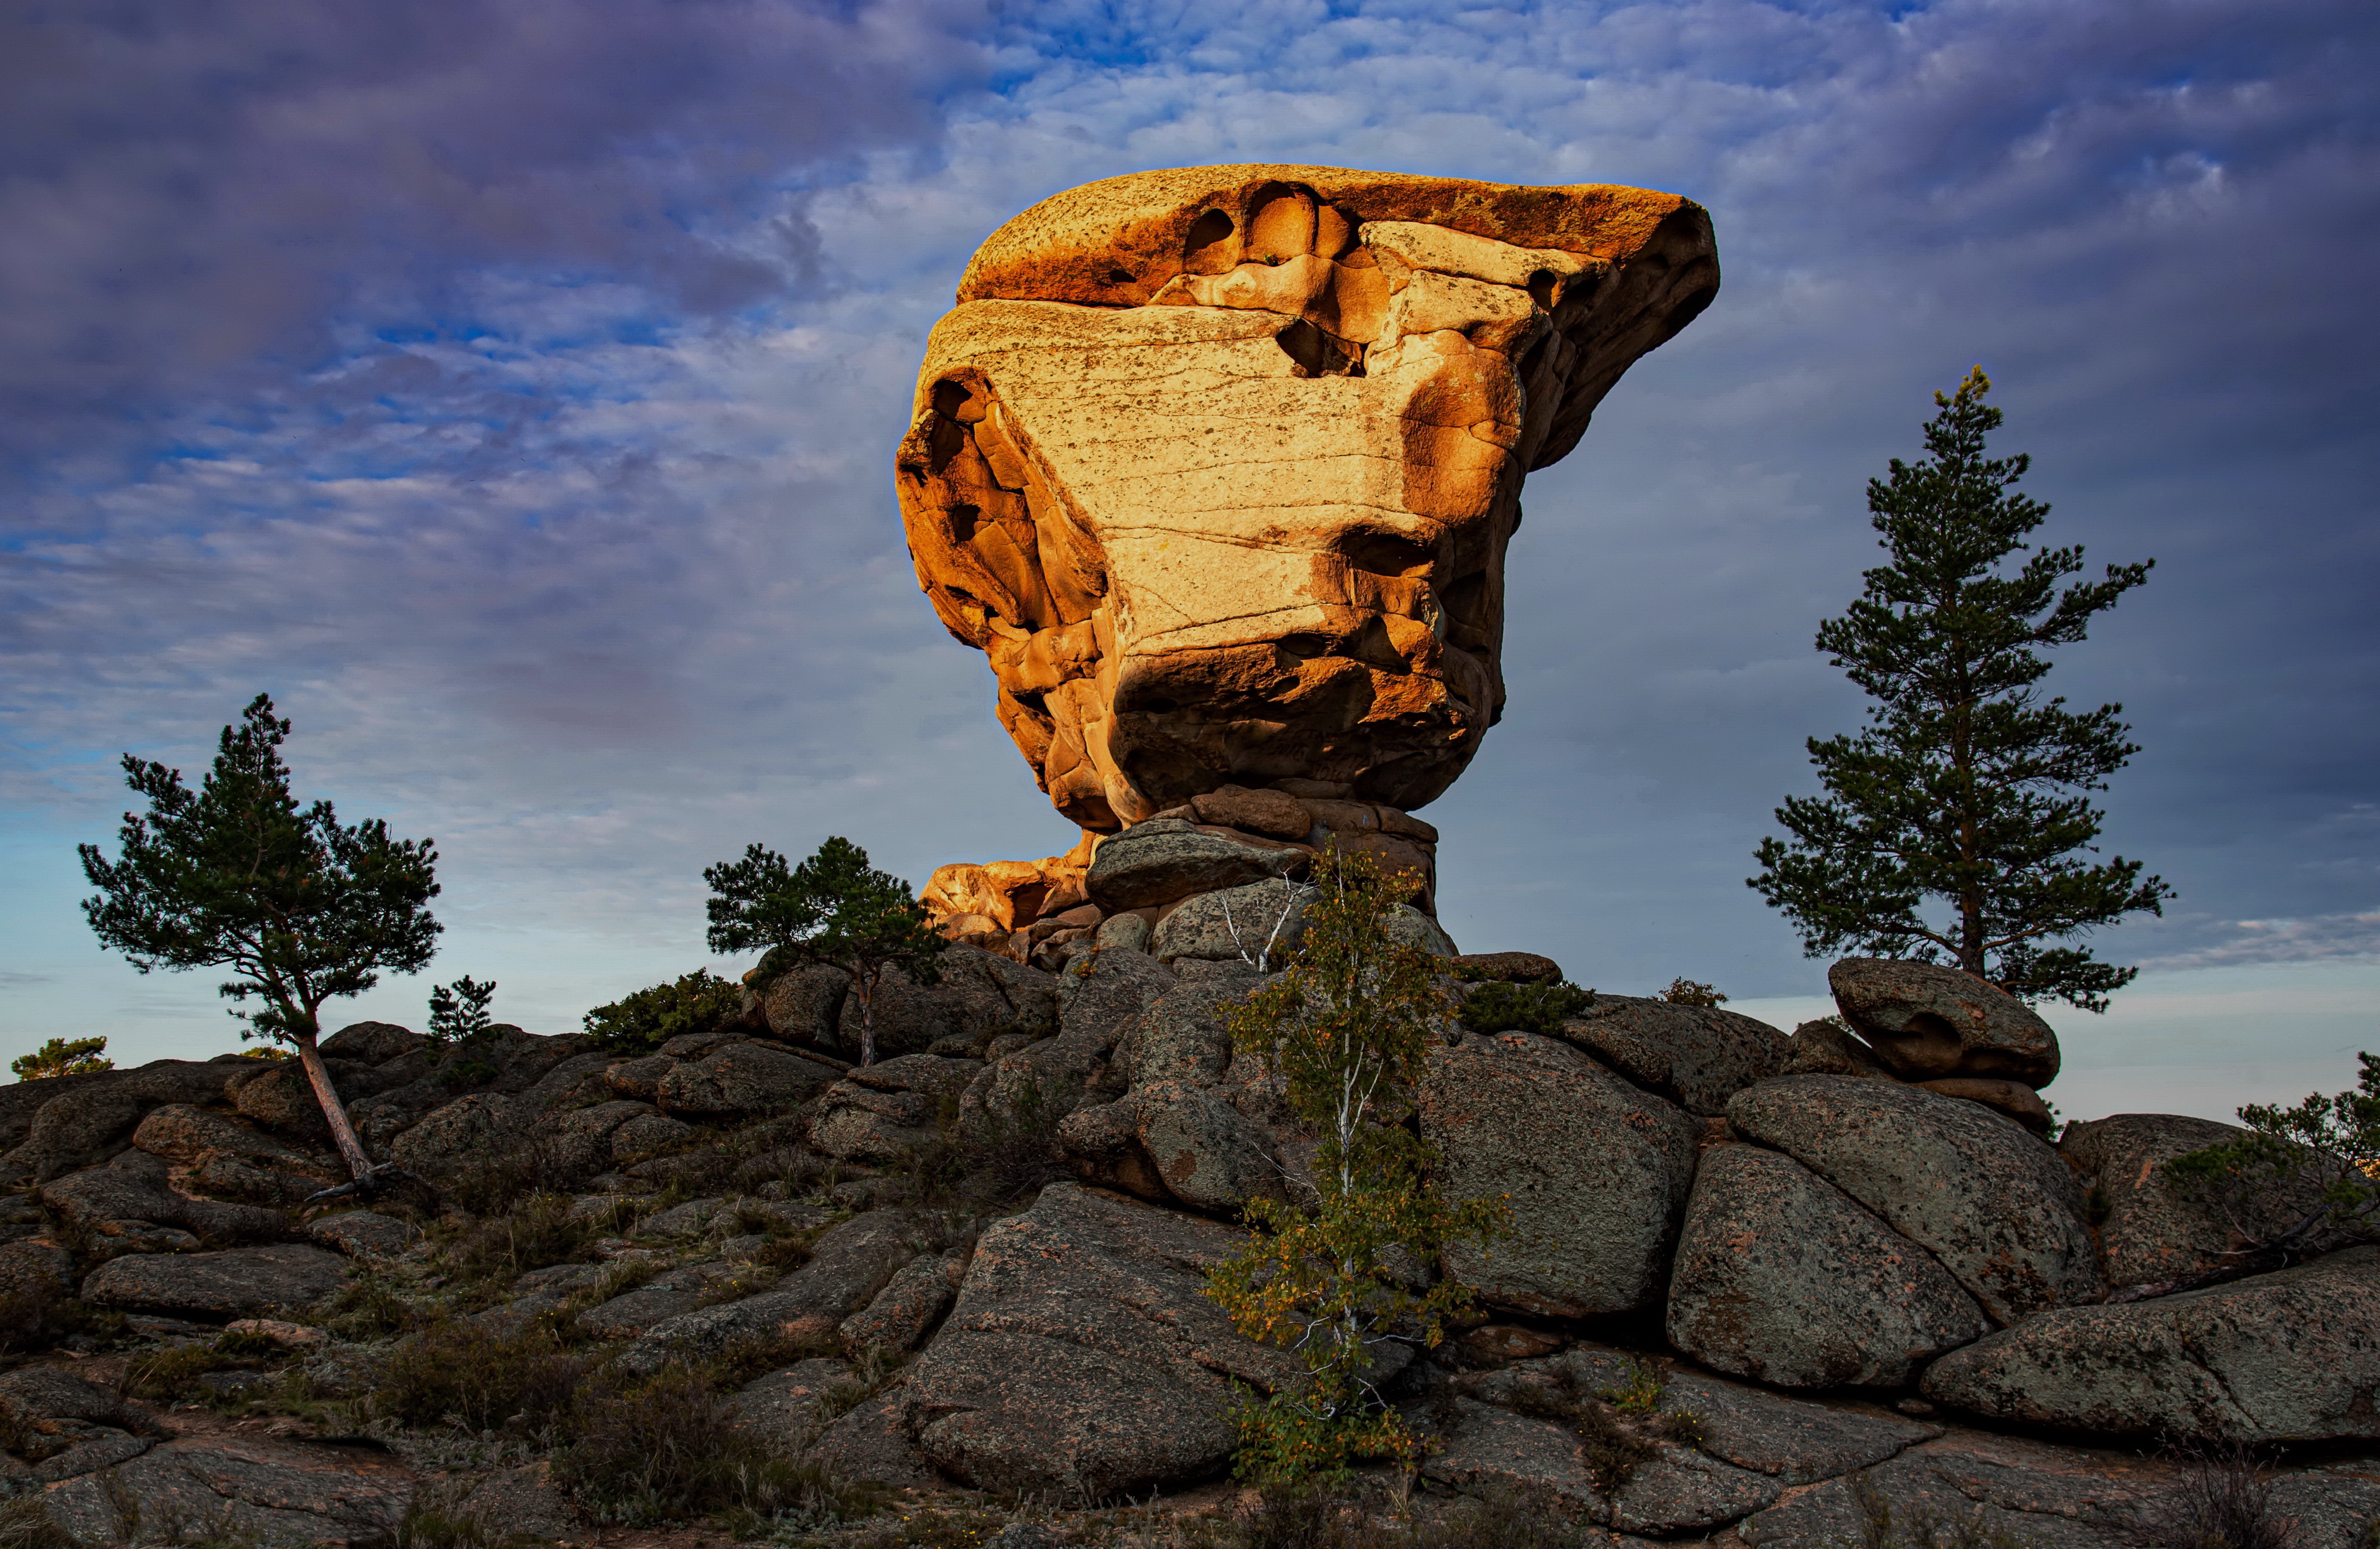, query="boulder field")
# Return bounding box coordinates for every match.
[1,937,2373,1544]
